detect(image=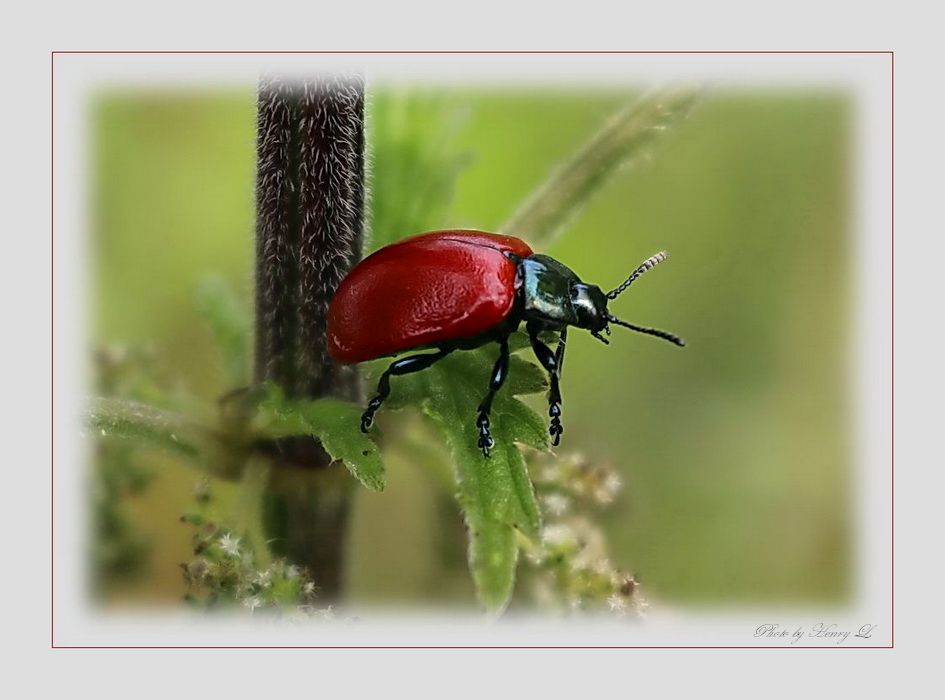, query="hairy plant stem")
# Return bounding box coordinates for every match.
[255,75,365,599]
